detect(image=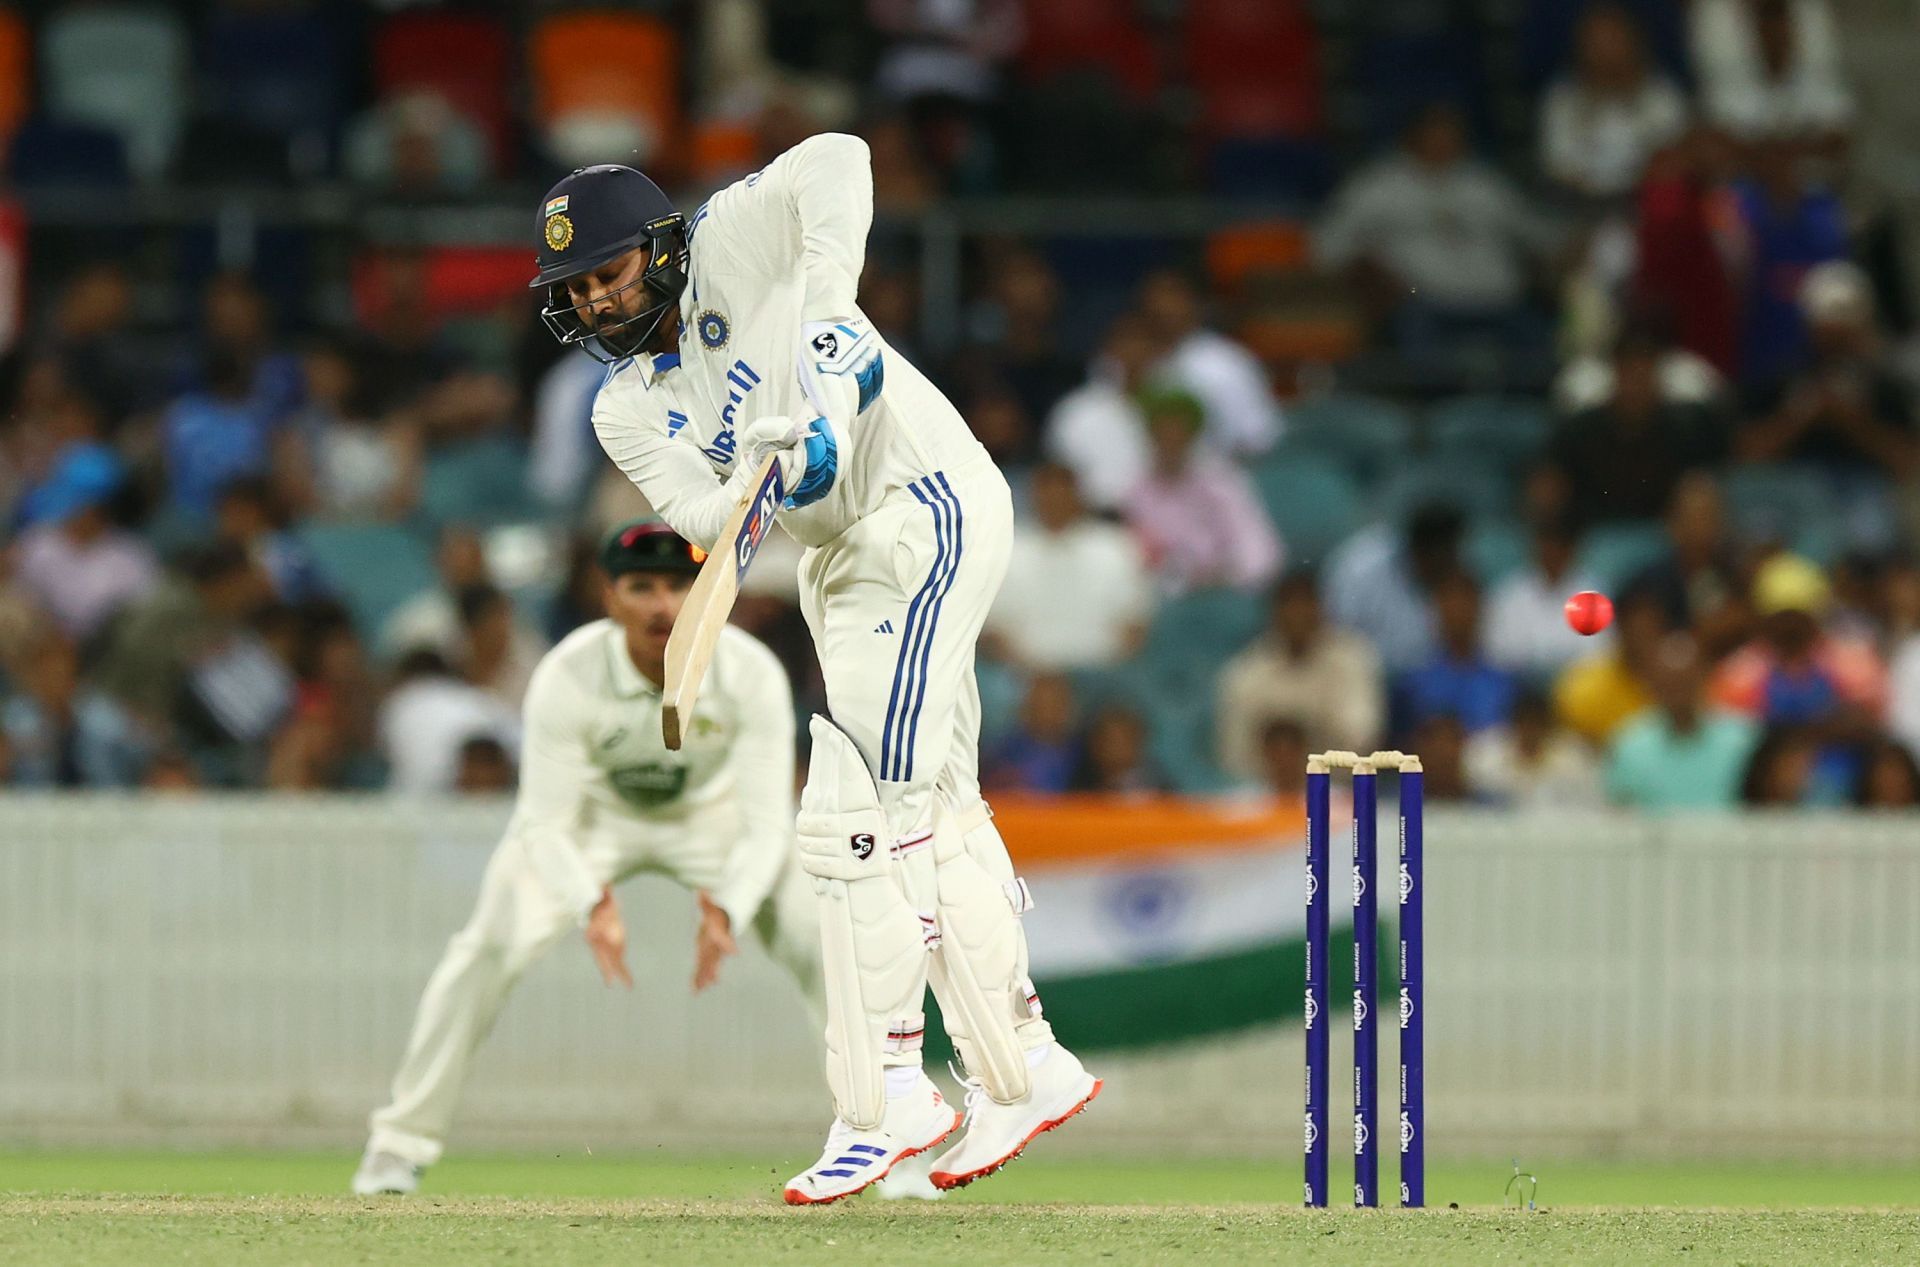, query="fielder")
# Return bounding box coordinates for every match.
[352,521,822,1196]
[528,134,1101,1204]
